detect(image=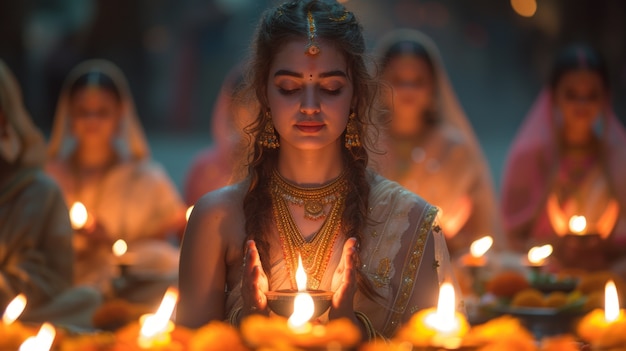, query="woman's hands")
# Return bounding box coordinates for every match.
[329,237,358,320]
[241,240,270,319]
